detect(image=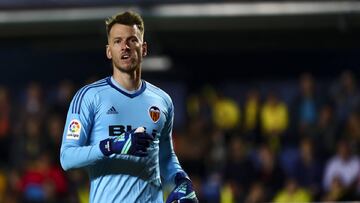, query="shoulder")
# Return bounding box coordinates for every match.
[145,80,173,107]
[71,78,110,112]
[74,78,110,99]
